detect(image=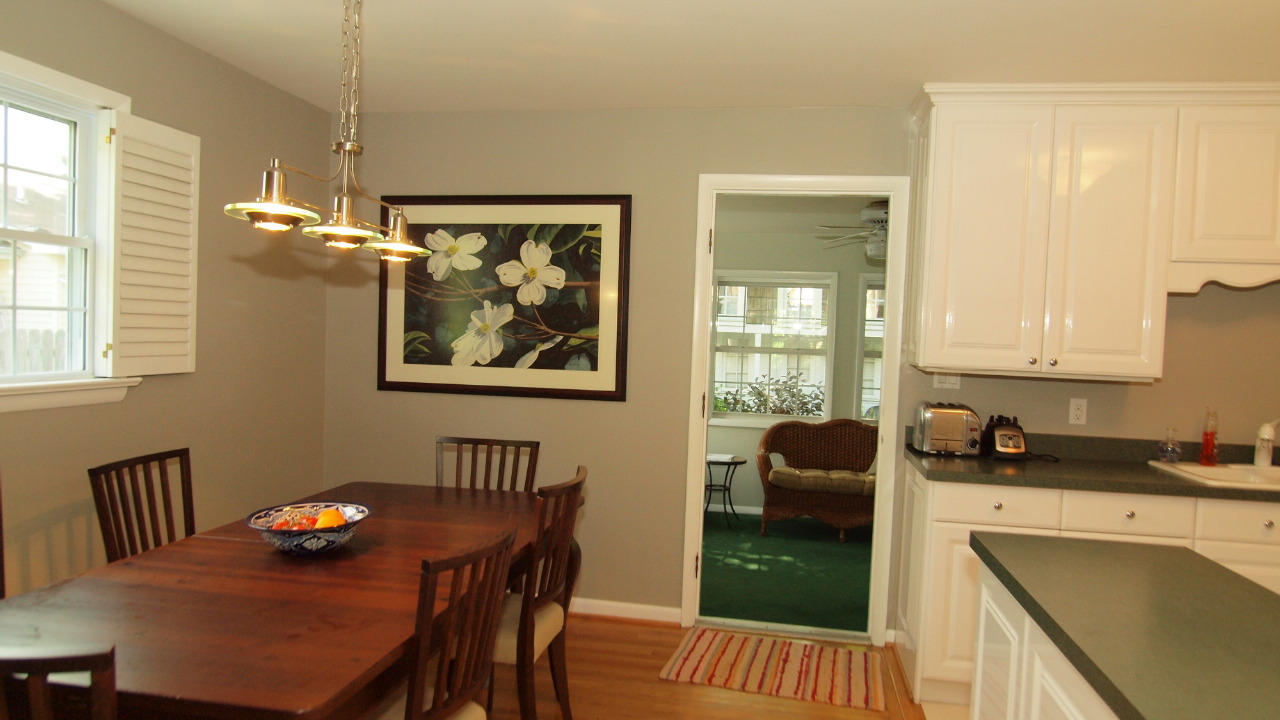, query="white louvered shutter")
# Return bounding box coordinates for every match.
[95,111,199,377]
